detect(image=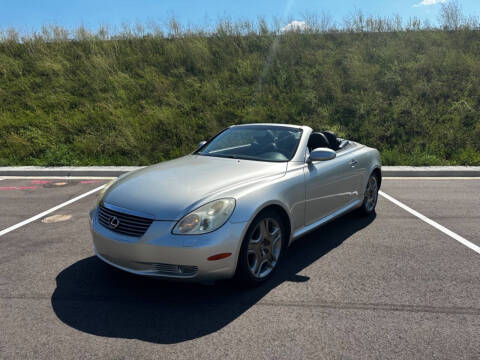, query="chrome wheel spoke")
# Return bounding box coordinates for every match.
[272,232,281,246]
[248,241,259,252]
[267,226,279,241]
[259,220,268,239]
[256,259,269,277]
[271,233,281,260]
